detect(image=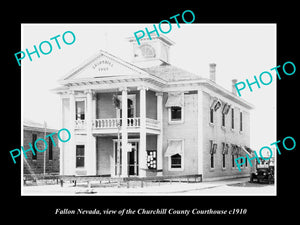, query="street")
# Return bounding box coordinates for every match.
[22,177,276,196]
